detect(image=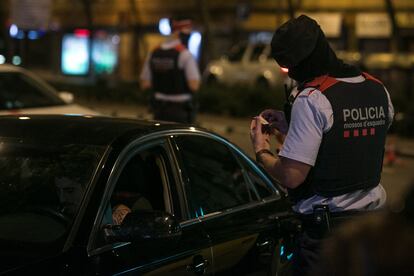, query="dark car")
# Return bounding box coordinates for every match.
[0,115,296,276]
